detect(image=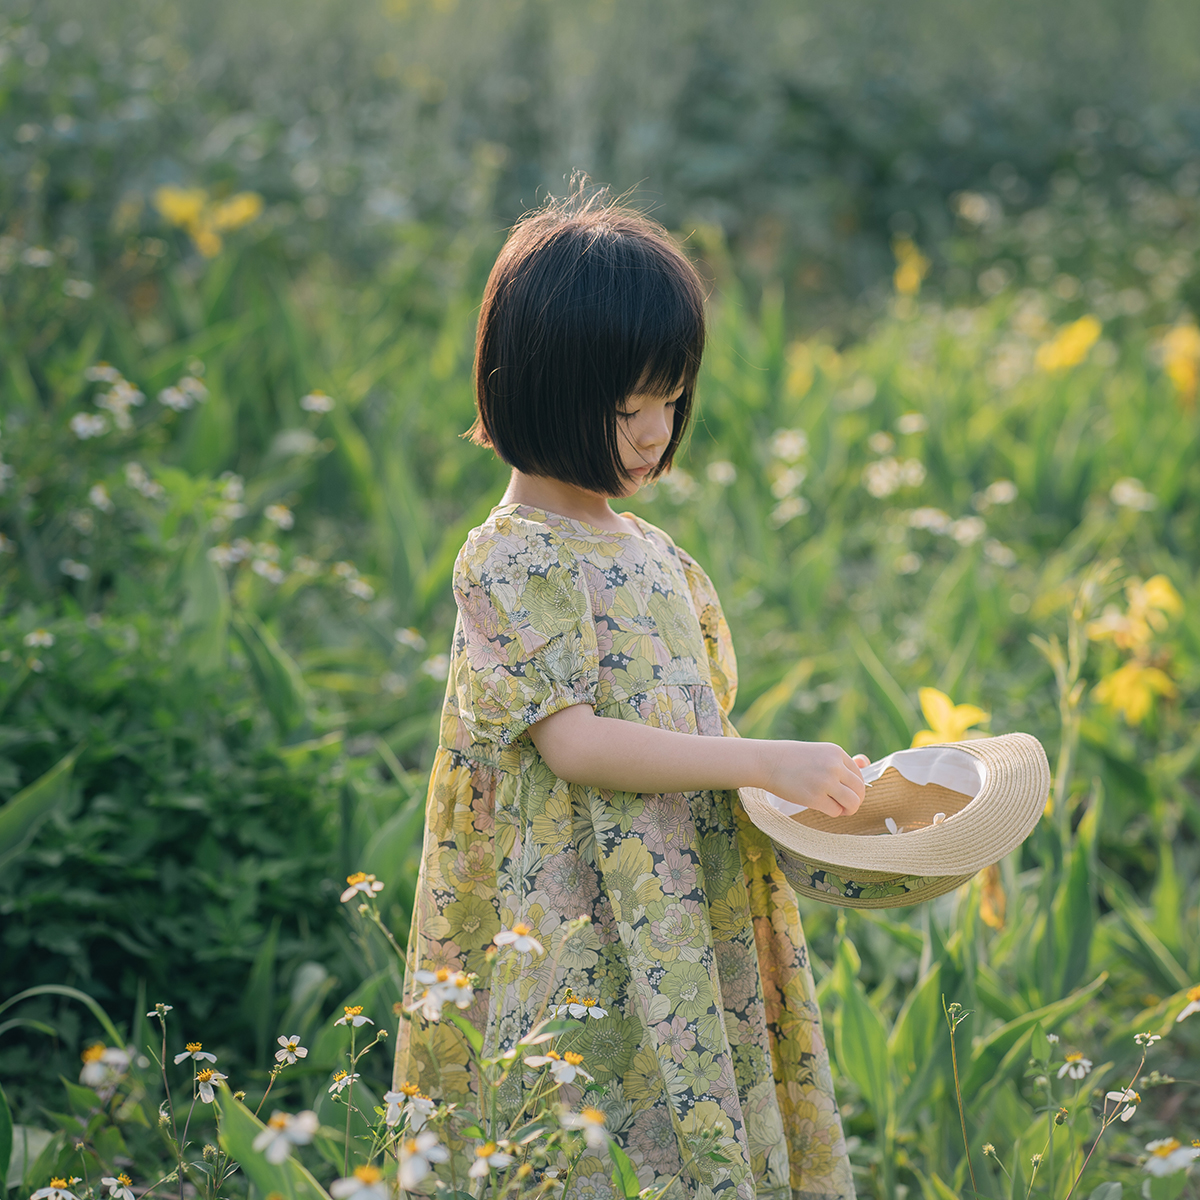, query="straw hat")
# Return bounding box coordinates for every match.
[739,733,1050,909]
